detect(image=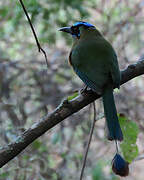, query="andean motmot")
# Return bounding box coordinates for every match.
[59,21,123,141]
